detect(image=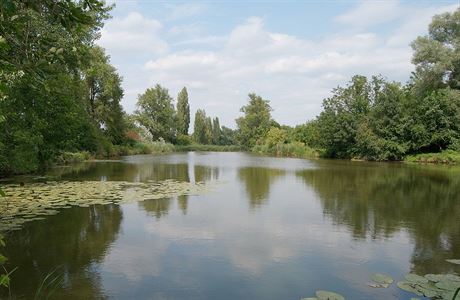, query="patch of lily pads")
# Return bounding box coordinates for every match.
[0,179,214,232]
[396,272,460,299]
[300,266,460,300]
